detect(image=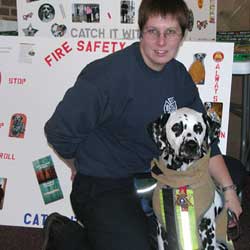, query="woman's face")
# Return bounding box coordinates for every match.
[140,15,184,71]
